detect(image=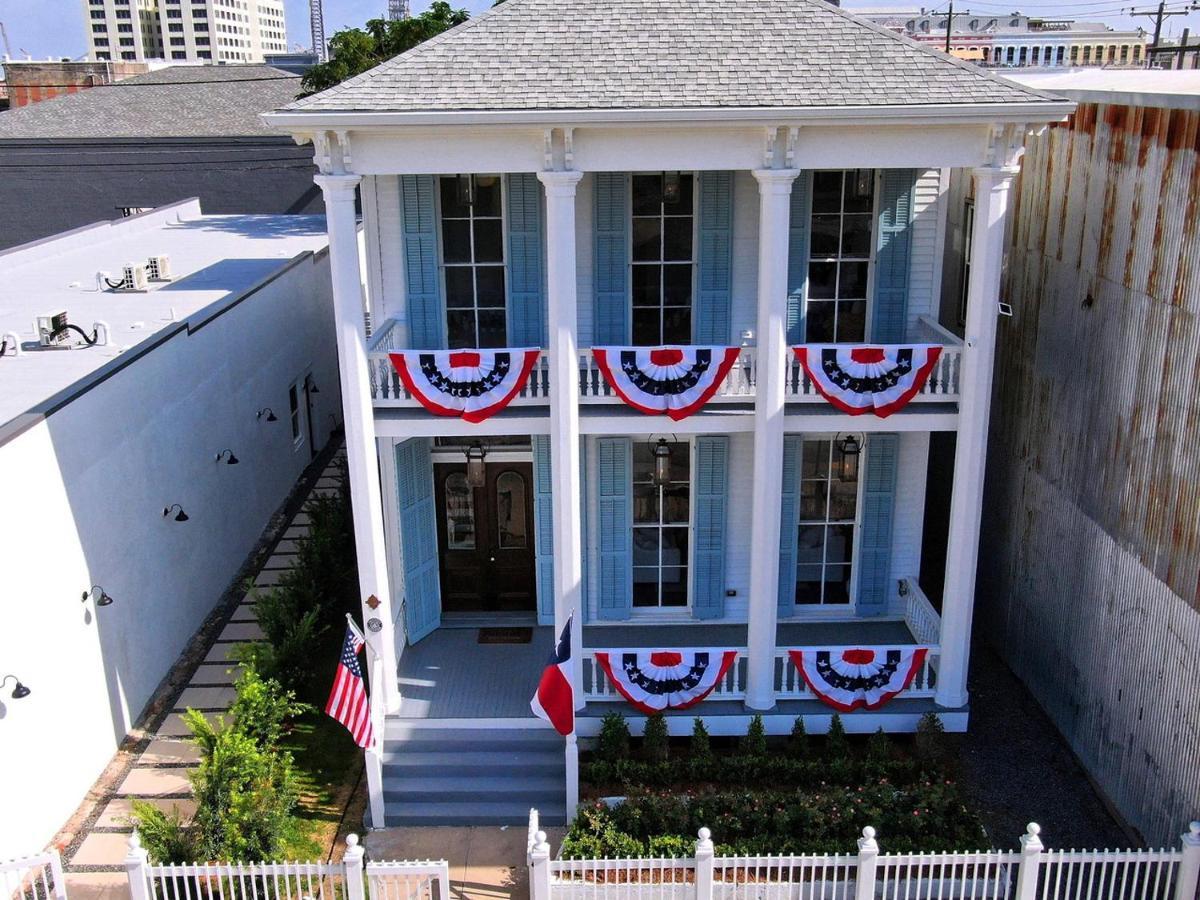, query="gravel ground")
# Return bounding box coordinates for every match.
[954,641,1133,850]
